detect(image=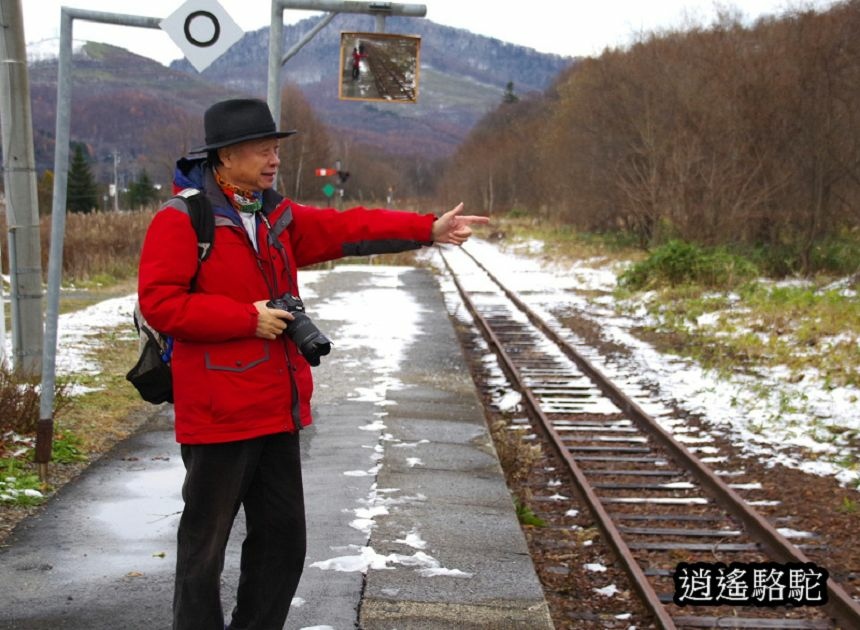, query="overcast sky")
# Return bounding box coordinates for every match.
[22,0,842,65]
